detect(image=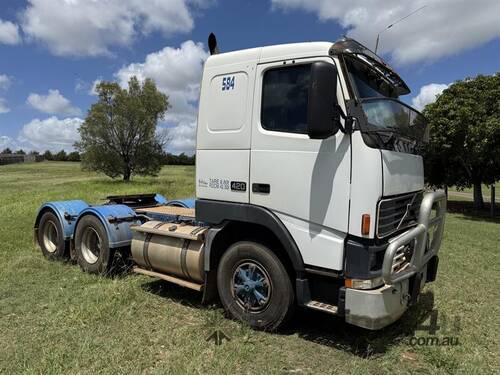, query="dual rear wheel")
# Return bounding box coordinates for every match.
[38,212,66,260]
[38,212,114,274]
[74,215,114,274]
